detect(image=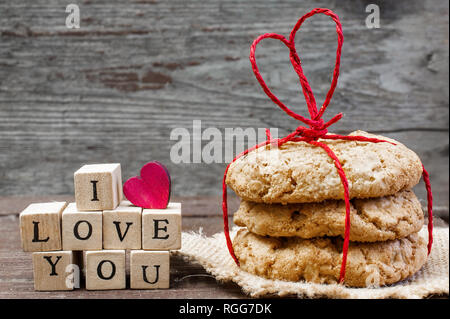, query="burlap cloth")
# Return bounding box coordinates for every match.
[174,226,449,299]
